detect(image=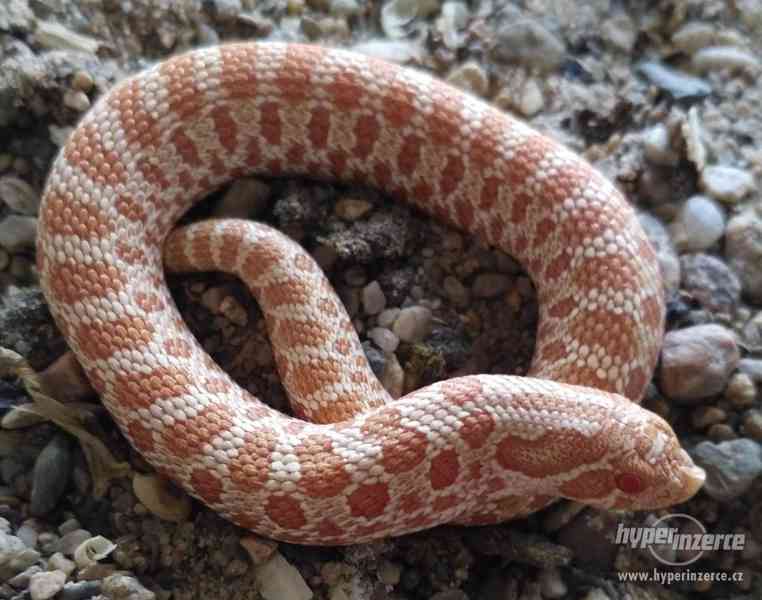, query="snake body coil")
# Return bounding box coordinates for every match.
[38,43,704,545]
